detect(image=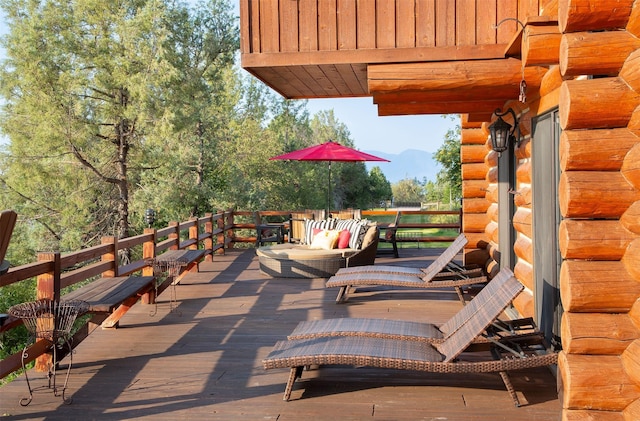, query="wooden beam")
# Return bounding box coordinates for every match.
[241,44,508,68]
[466,112,493,122]
[372,86,520,104]
[368,59,547,94]
[376,100,508,116]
